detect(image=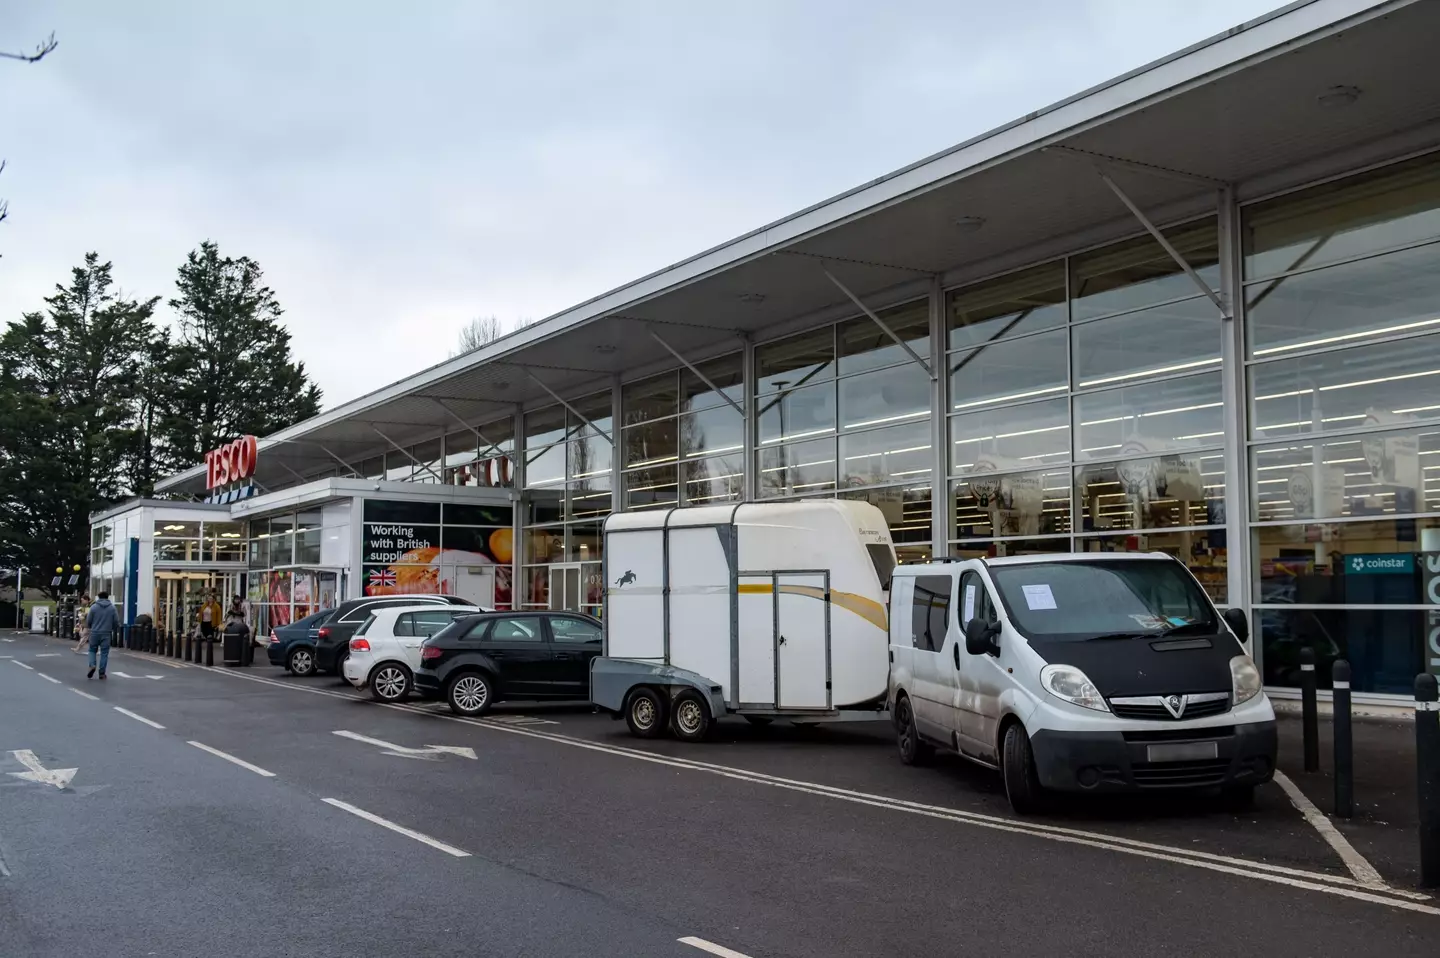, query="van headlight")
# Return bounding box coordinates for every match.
[1040,664,1109,713]
[1230,655,1262,705]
